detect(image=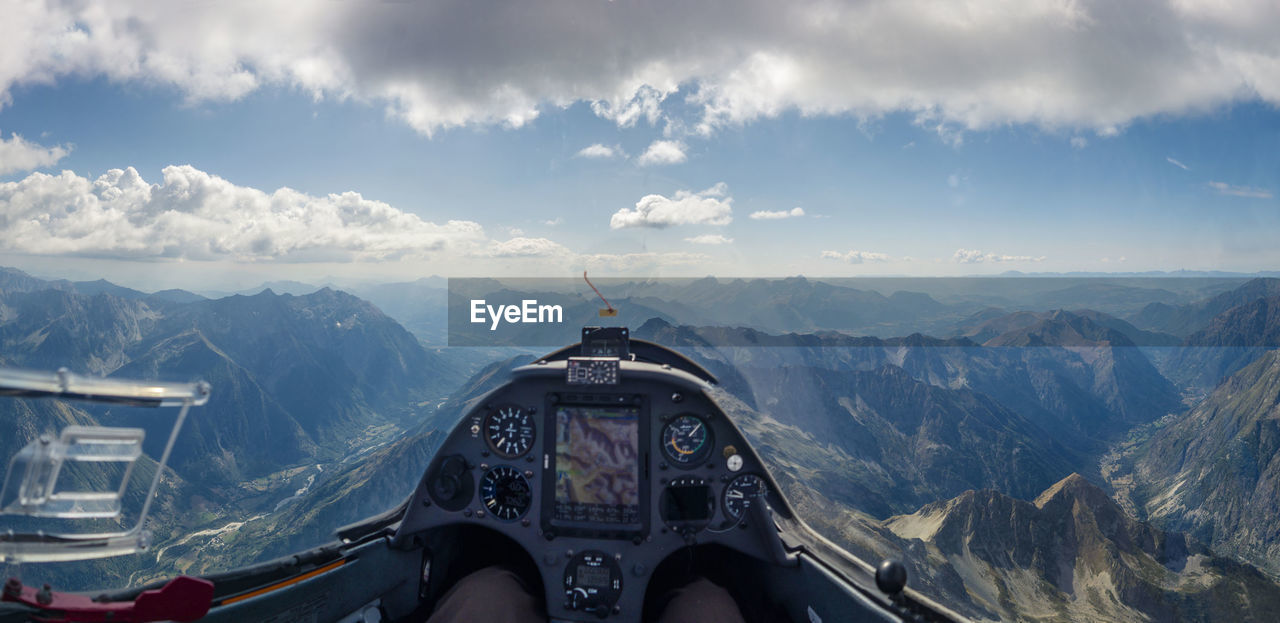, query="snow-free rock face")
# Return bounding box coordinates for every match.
[1136,349,1280,576]
[882,474,1280,622]
[0,276,463,487]
[1160,295,1280,389]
